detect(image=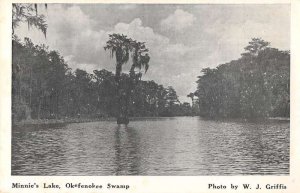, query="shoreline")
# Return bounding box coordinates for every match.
[13,117,117,127]
[13,116,290,127]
